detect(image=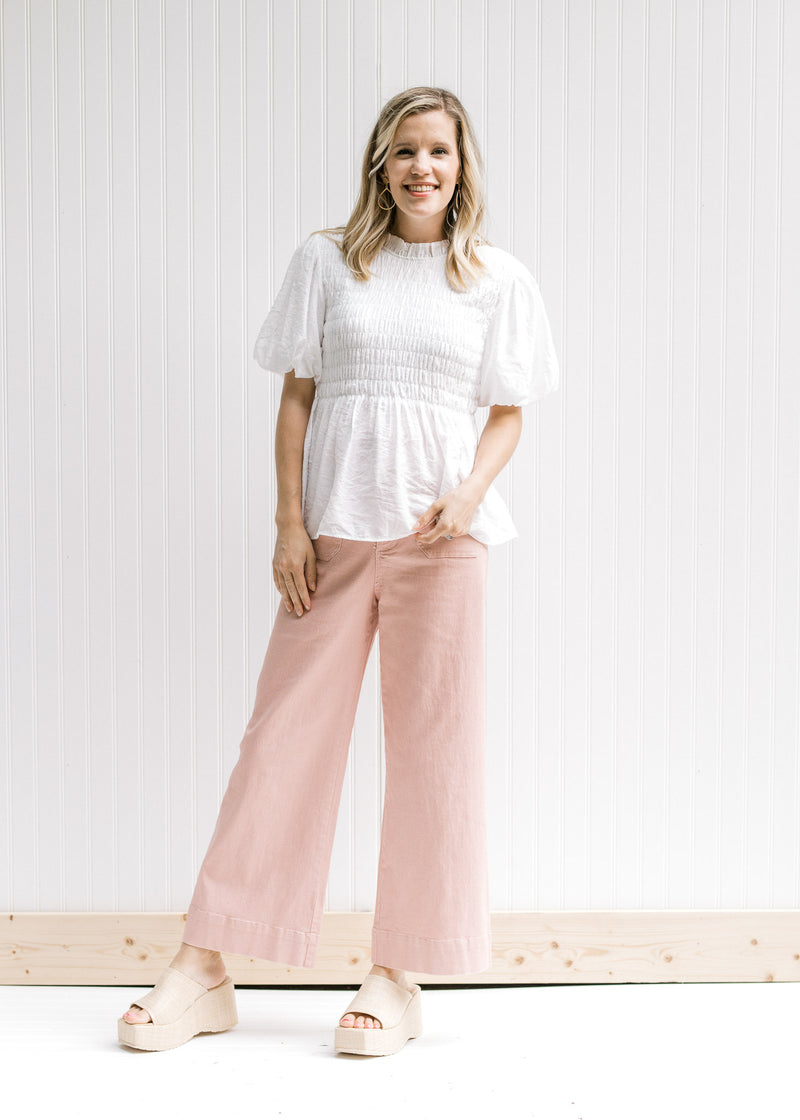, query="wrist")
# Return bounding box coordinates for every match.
[275,508,304,531]
[460,474,487,504]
